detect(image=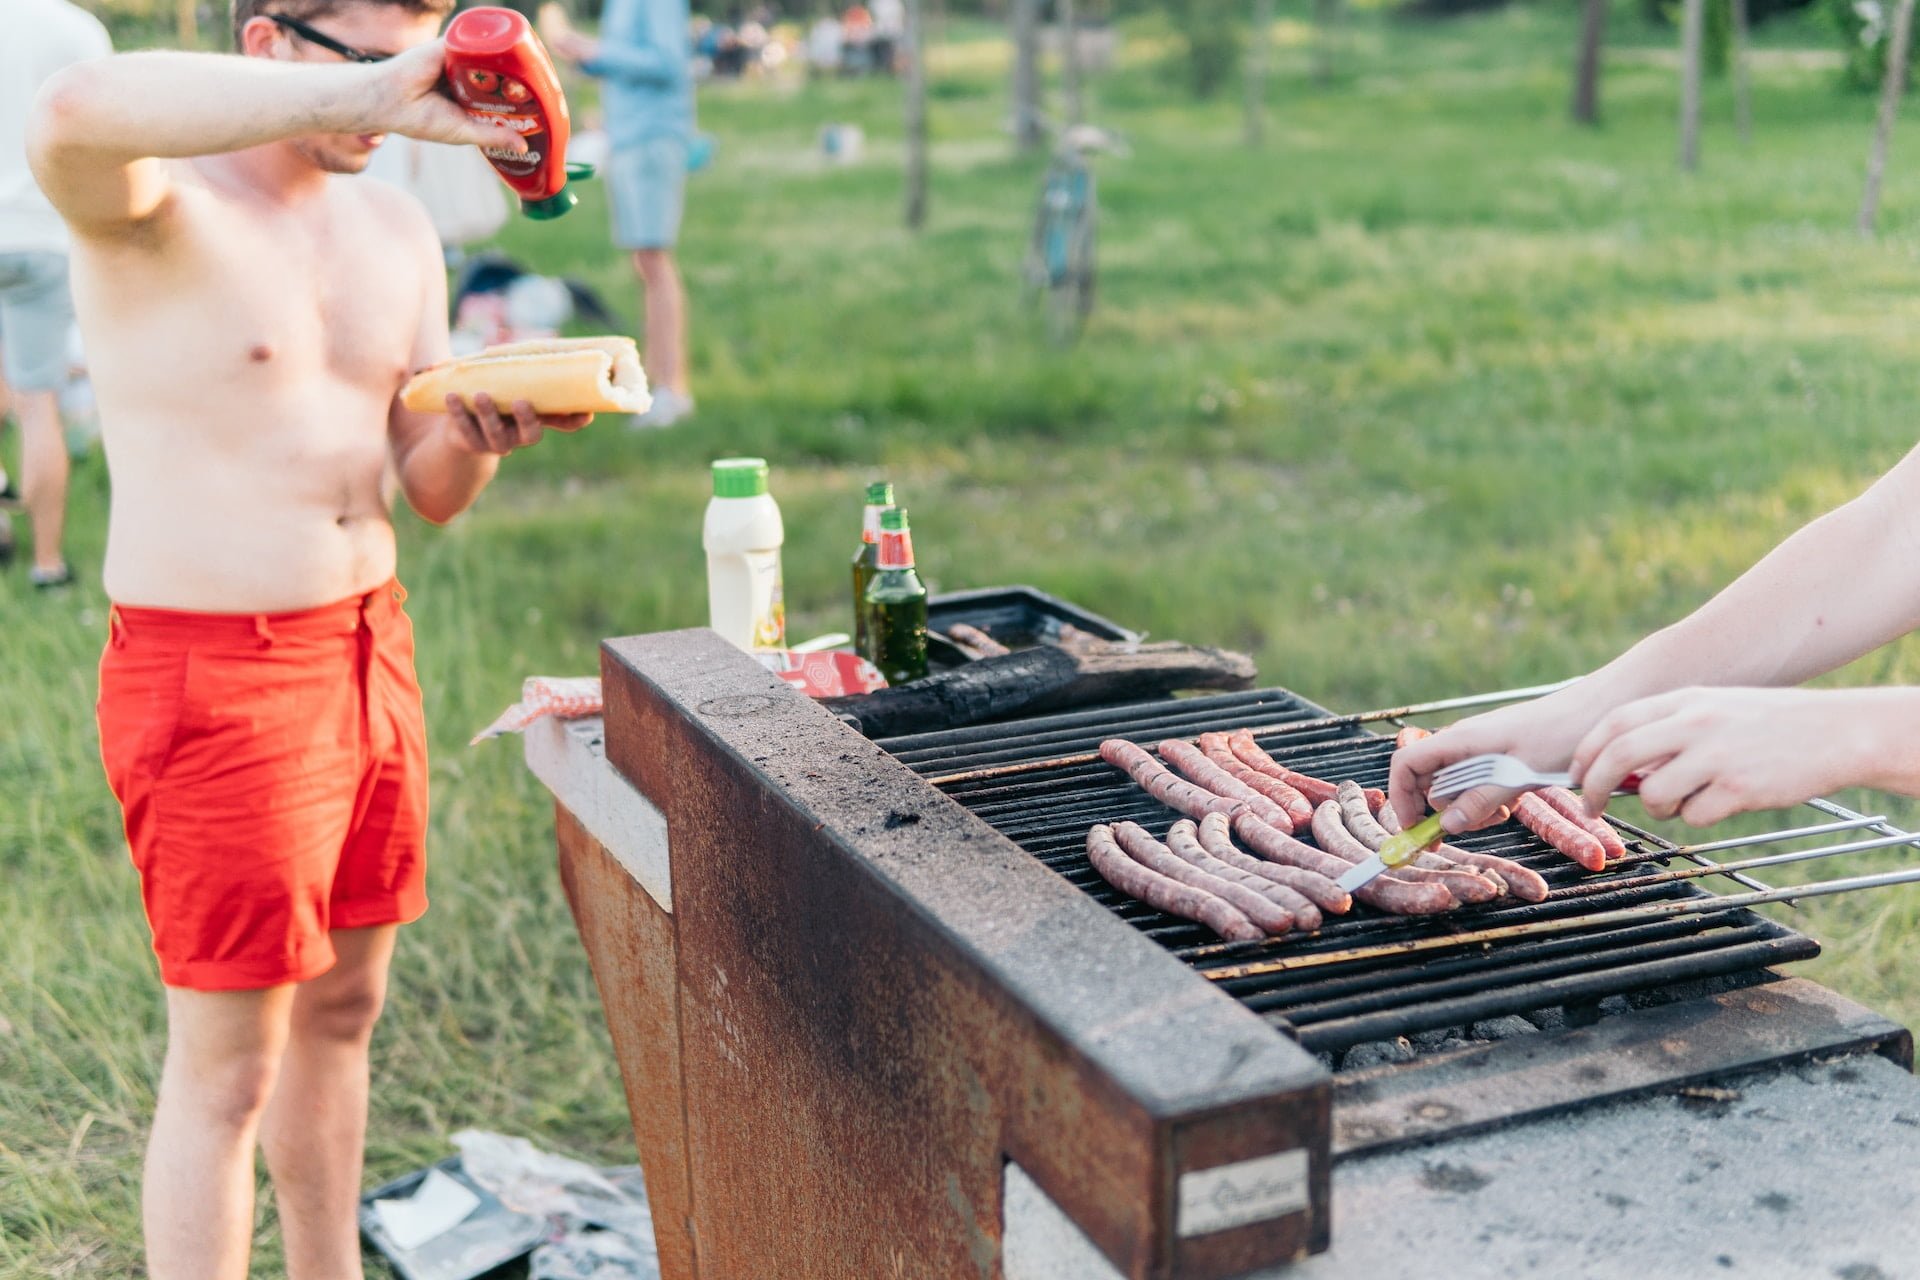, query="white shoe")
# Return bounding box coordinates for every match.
[627,387,695,430]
